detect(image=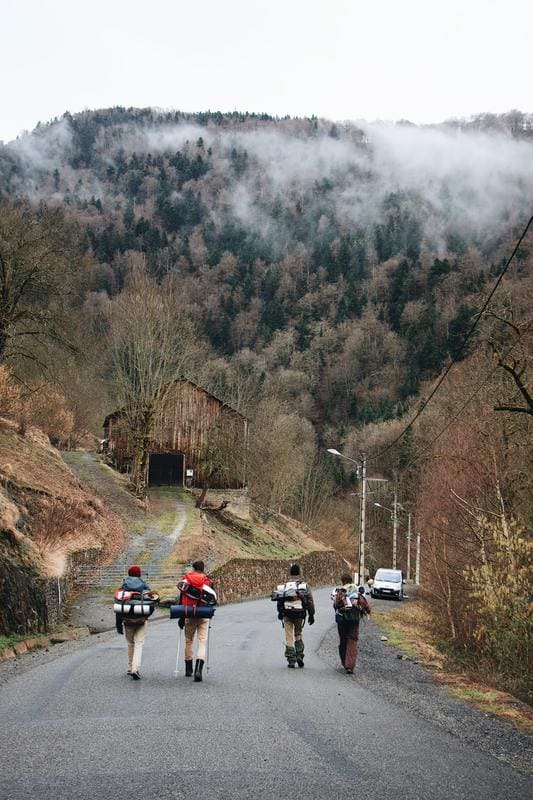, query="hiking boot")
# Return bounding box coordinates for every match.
[185,659,193,677]
[295,640,304,669]
[287,662,296,668]
[131,671,141,680]
[194,659,204,682]
[345,668,354,674]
